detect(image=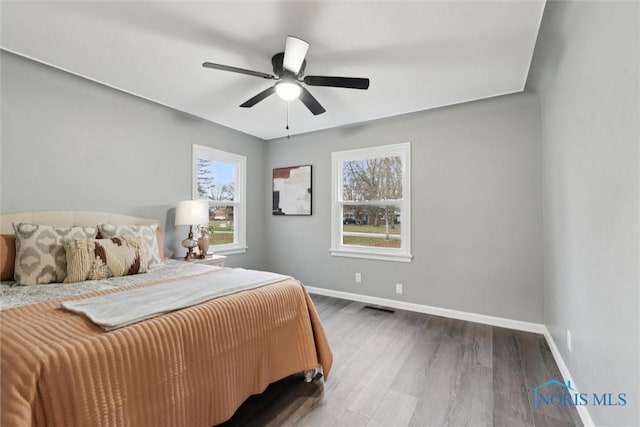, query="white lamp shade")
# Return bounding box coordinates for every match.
[175,200,209,226]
